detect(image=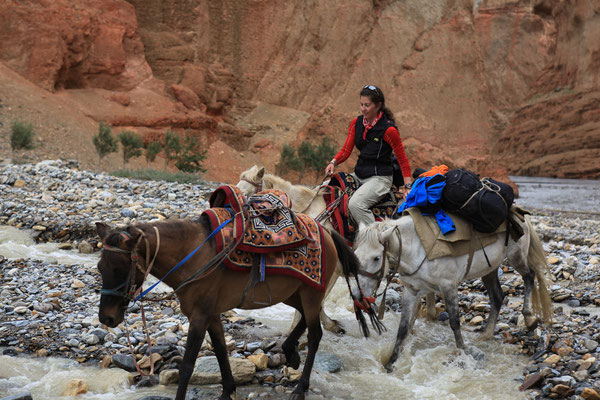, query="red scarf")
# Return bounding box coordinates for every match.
[362,111,383,139]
